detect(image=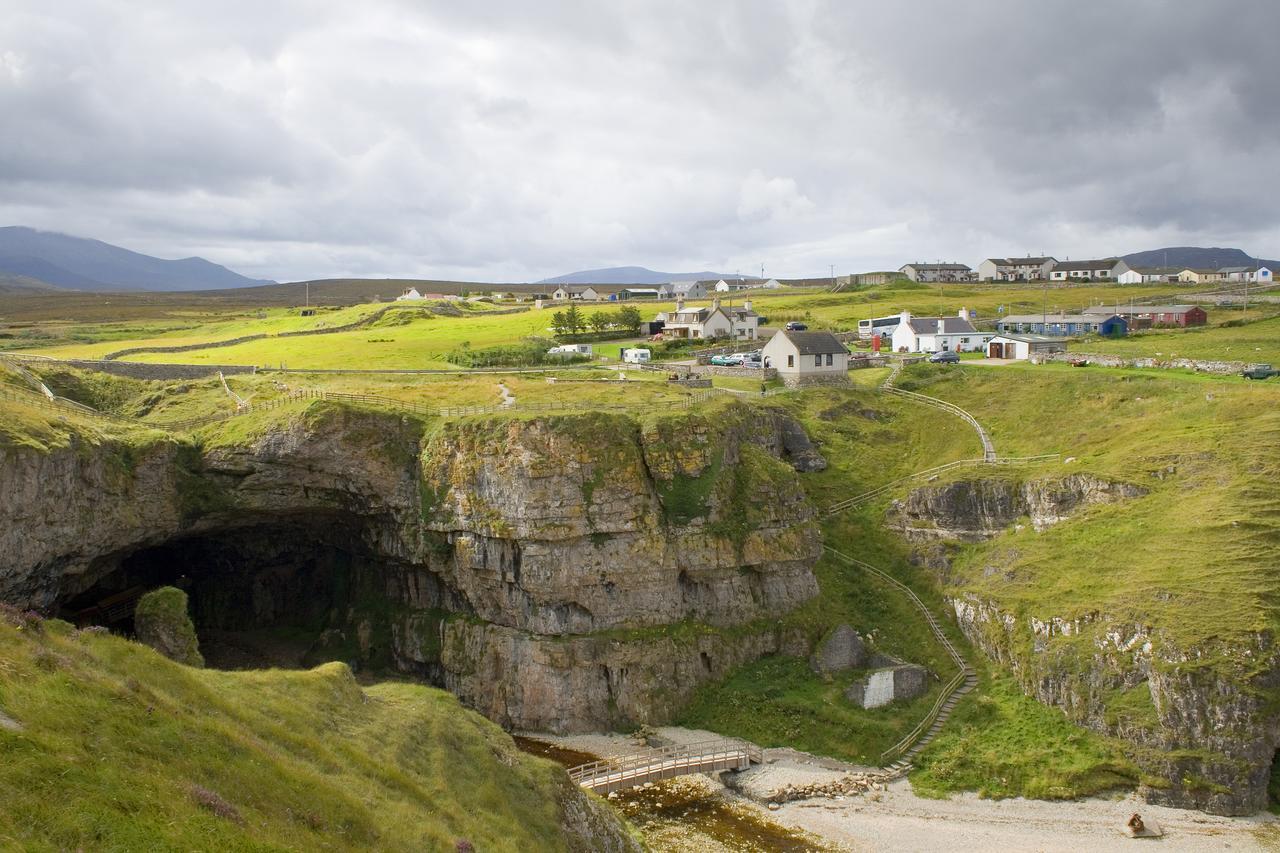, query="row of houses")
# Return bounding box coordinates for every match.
[550,278,783,302]
[898,258,1274,285]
